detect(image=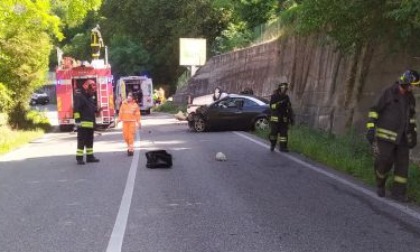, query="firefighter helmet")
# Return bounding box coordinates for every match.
[399,70,420,85]
[278,82,289,94]
[278,82,289,88]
